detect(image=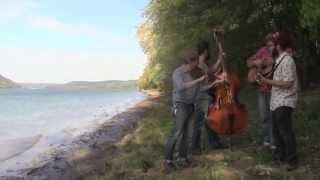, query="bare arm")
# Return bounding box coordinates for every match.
[184,76,206,89]
[210,49,226,73]
[260,77,293,89]
[258,56,296,89]
[199,78,224,92]
[211,56,223,73]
